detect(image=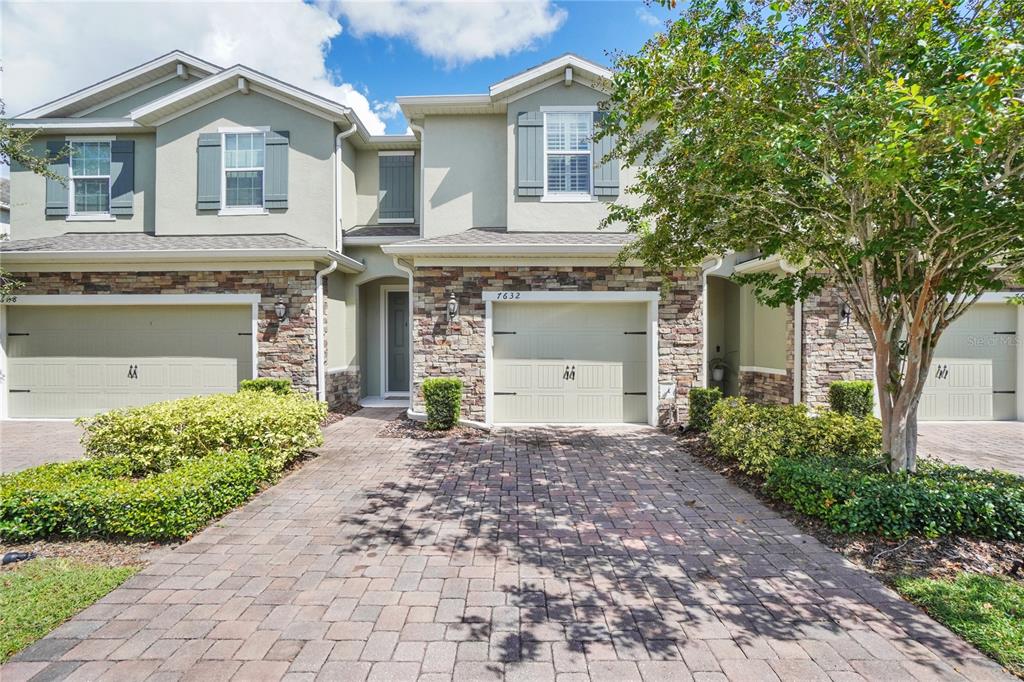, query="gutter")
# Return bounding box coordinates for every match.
[315,260,339,402]
[409,122,425,235]
[335,122,358,251]
[380,243,631,257]
[0,248,366,272]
